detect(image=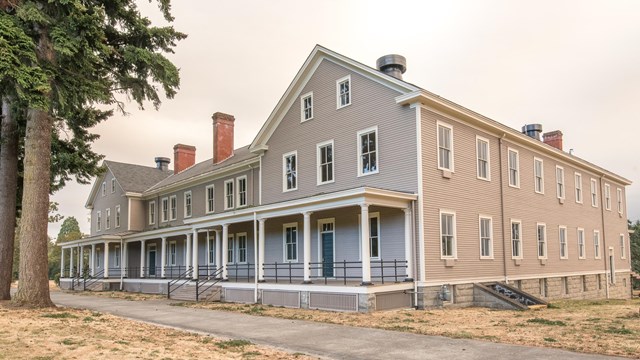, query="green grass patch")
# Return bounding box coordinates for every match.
[242,351,261,358]
[83,316,94,323]
[216,339,252,349]
[526,318,567,326]
[243,306,265,315]
[544,337,558,343]
[41,312,77,319]
[115,340,130,345]
[604,326,634,335]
